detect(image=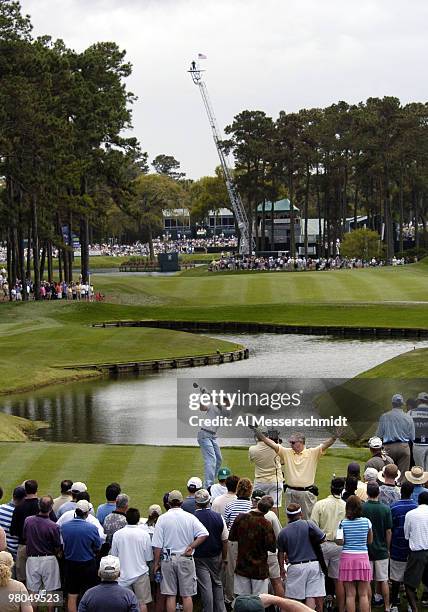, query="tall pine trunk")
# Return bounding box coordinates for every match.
[32,195,40,300]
